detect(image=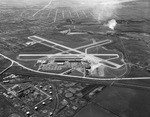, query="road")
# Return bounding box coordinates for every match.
[32,0,53,17]
[62,10,65,19]
[1,53,150,82]
[74,10,79,18]
[82,10,88,18]
[0,61,13,75]
[68,10,72,17]
[47,9,51,17]
[54,9,58,23]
